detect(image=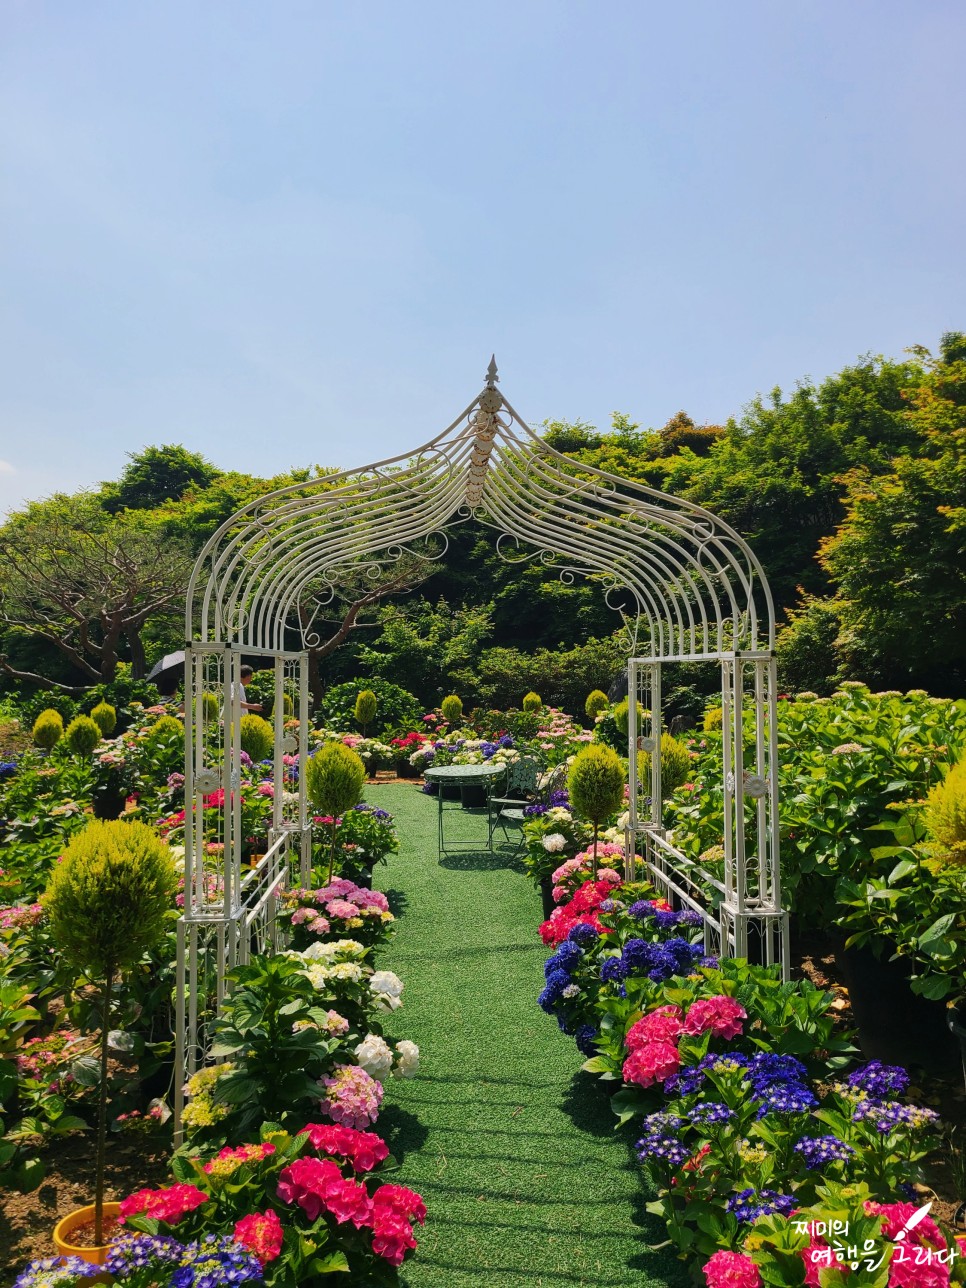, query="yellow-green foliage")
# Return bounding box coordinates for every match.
[660,732,692,799]
[522,692,542,713]
[567,744,626,827]
[65,715,102,756]
[354,689,378,731]
[90,702,117,738]
[43,819,177,979]
[703,706,723,733]
[613,698,630,739]
[202,692,219,724]
[925,758,966,863]
[585,689,609,720]
[240,714,274,762]
[282,693,294,718]
[32,708,64,749]
[305,742,367,817]
[146,714,183,746]
[441,694,463,724]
